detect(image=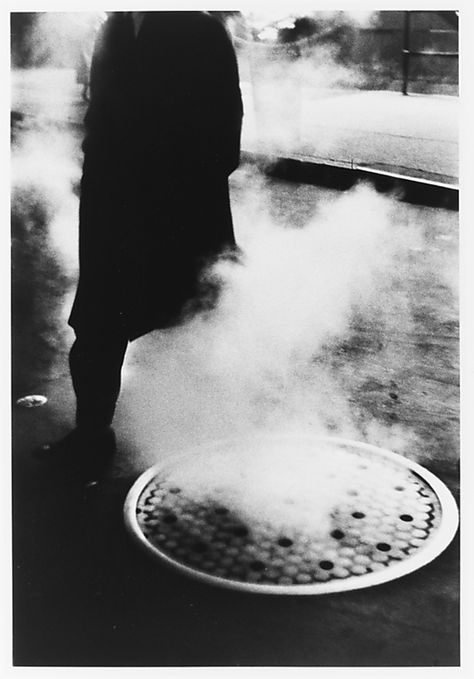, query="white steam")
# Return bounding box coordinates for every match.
[242,48,366,157]
[163,436,368,537]
[119,176,421,475]
[11,127,80,273]
[232,10,375,157]
[11,78,82,386]
[117,175,437,532]
[207,183,392,362]
[22,12,105,71]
